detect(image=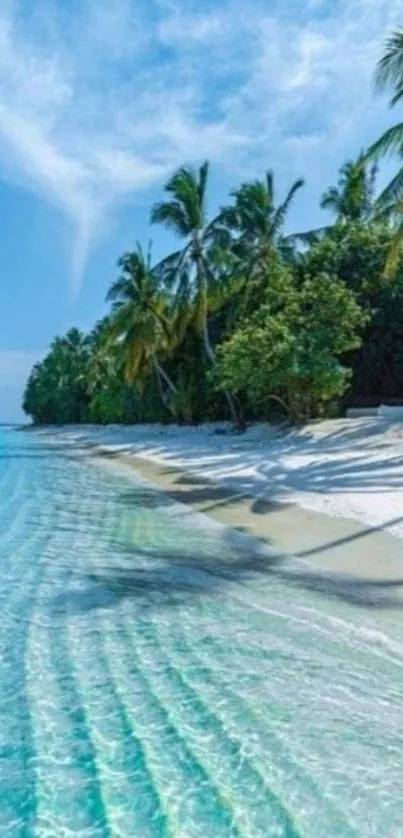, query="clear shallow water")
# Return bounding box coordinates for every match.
[1,431,403,837]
